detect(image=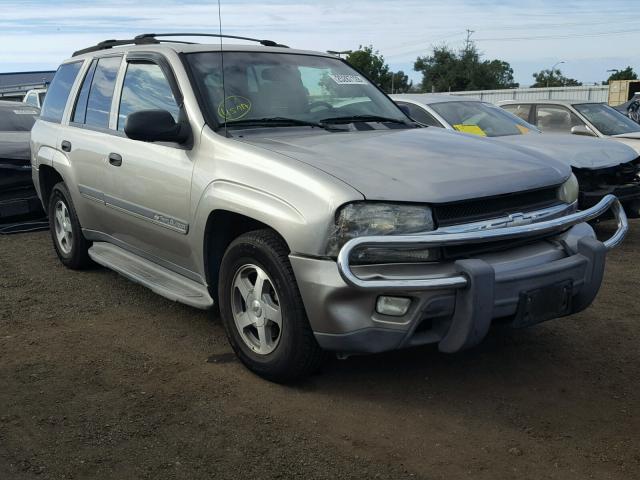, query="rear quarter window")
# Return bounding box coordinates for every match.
[40,61,83,123]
